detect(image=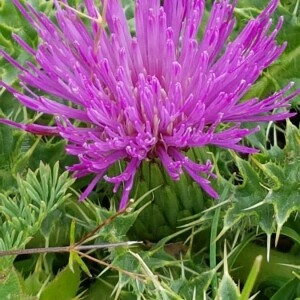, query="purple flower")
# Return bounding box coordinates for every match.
[0,0,298,209]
